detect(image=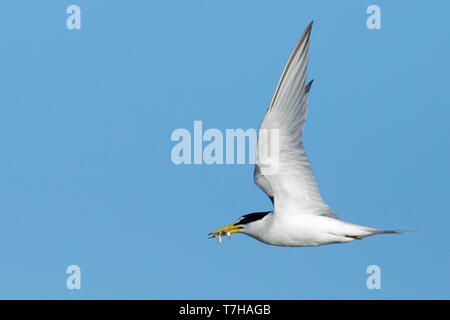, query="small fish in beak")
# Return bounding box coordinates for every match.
[209,223,244,246]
